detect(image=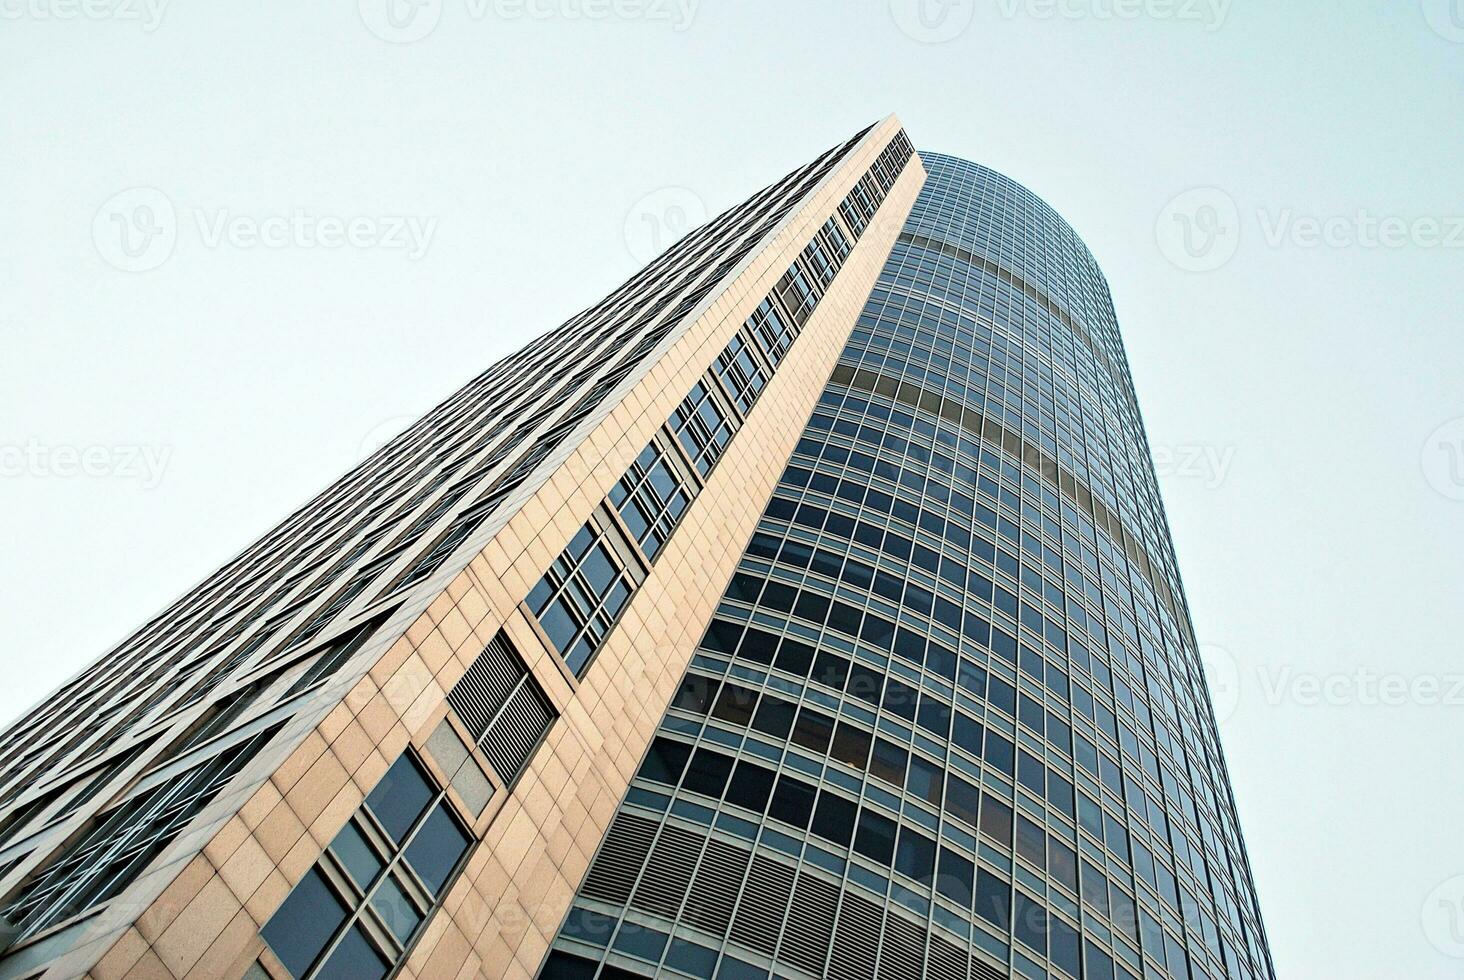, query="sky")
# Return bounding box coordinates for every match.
[1,2,1460,977]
